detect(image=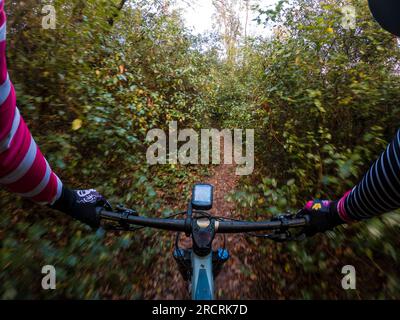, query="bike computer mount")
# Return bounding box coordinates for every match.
[188,184,215,256]
[191,184,213,211]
